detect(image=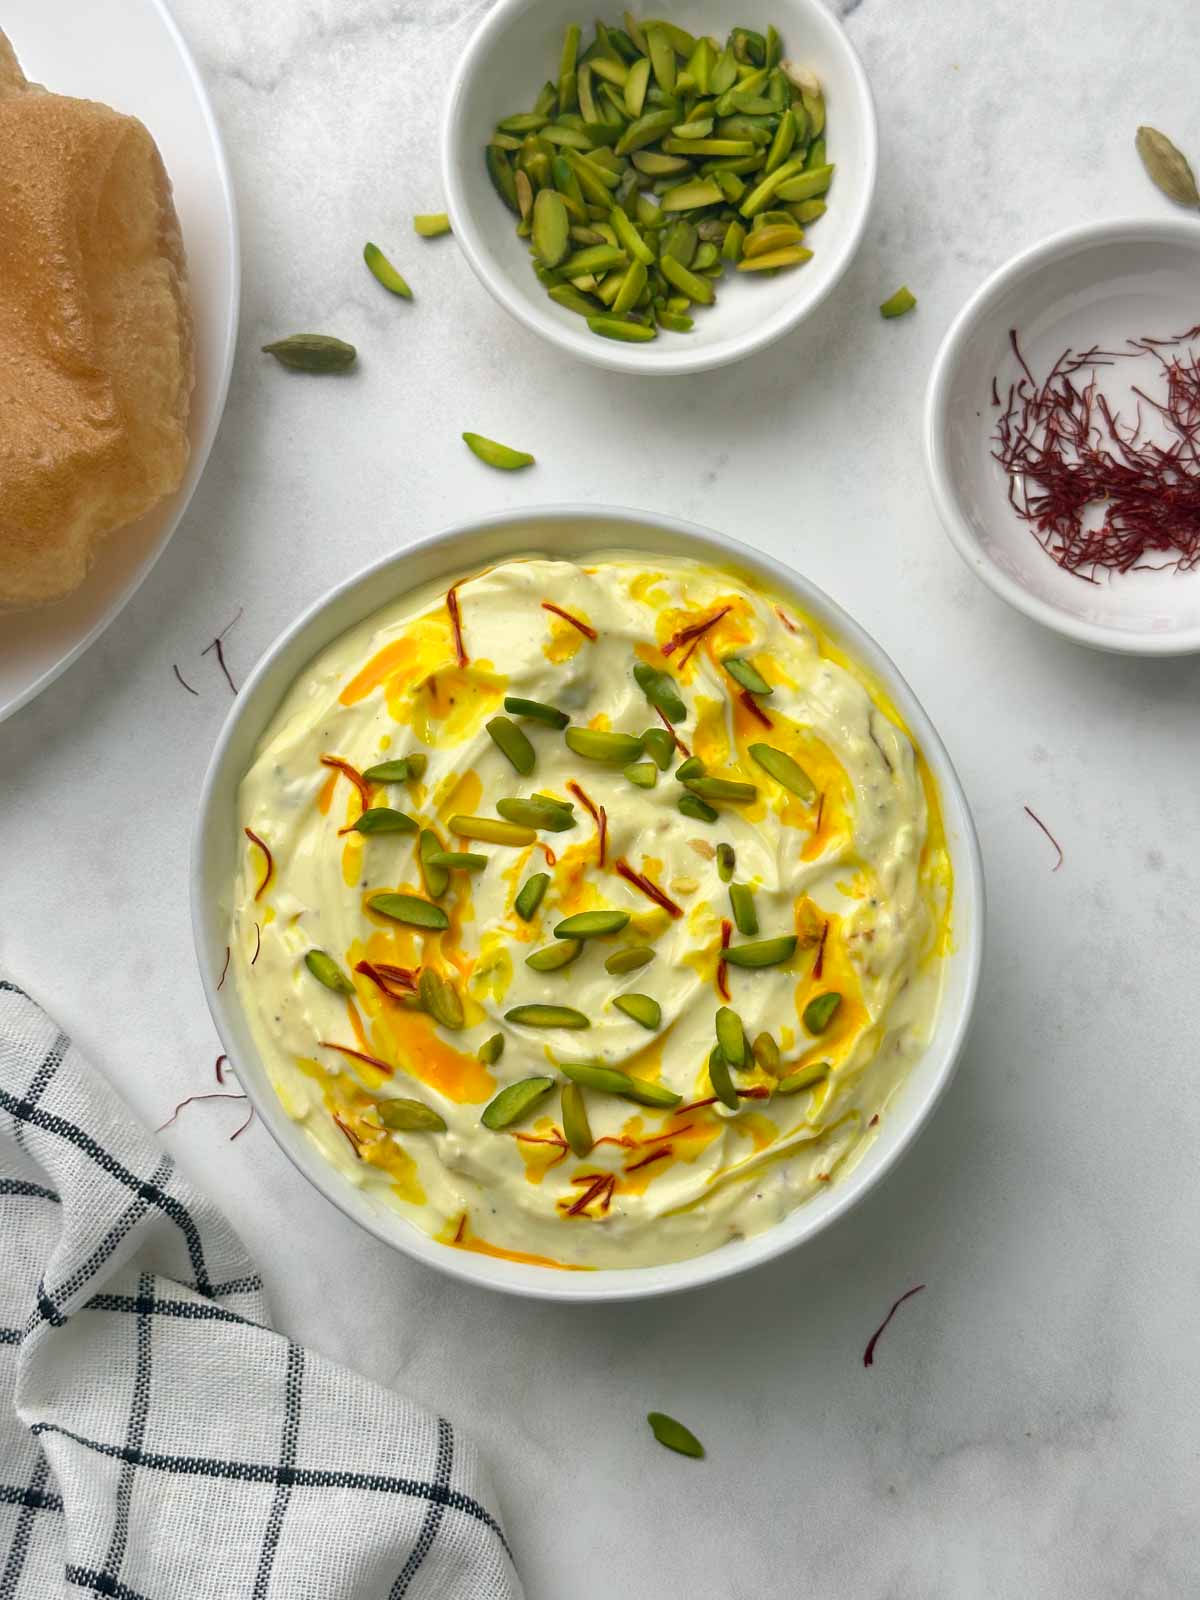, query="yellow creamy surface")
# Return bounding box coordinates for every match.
[233,554,951,1269]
